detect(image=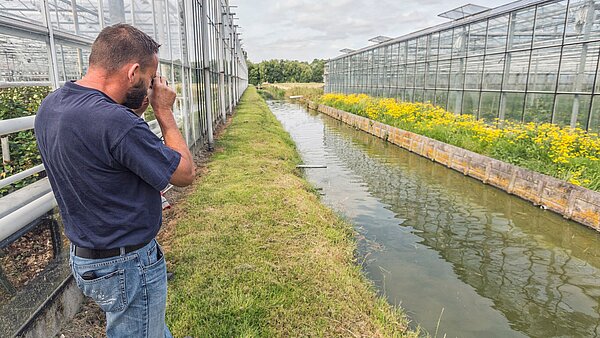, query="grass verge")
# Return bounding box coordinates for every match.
[166,86,418,337]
